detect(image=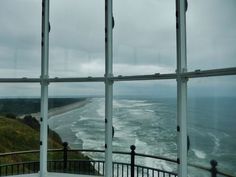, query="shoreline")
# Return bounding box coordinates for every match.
[24,99,90,121]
